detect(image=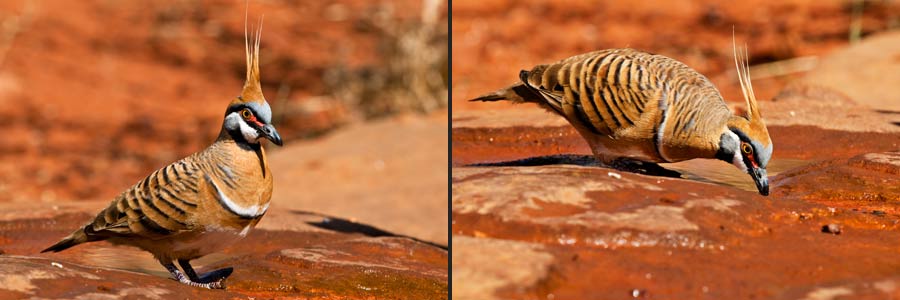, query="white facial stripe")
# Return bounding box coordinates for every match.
[724,130,748,172]
[732,151,747,173]
[225,112,261,143]
[207,175,269,219]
